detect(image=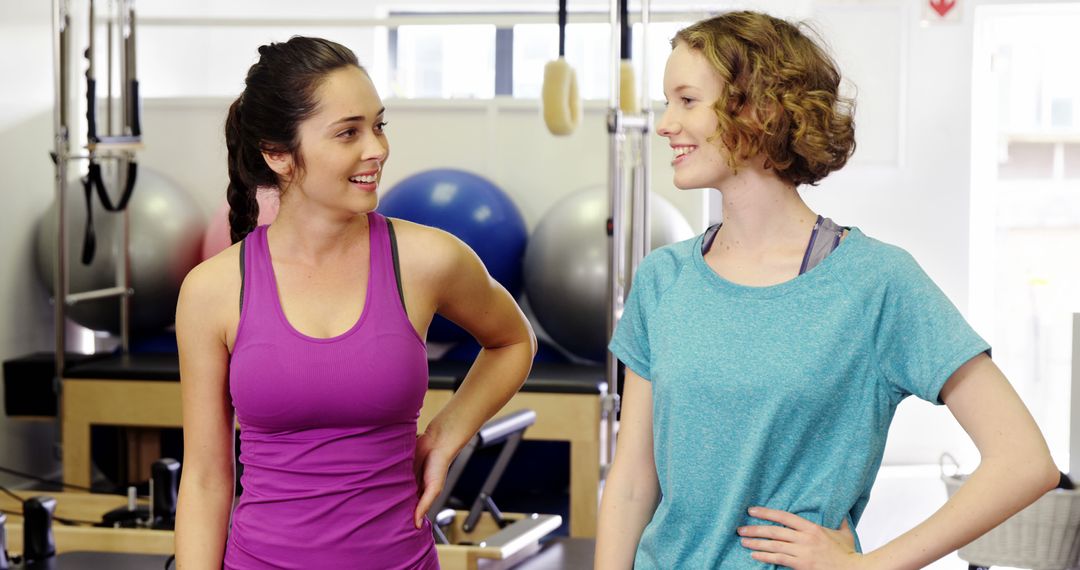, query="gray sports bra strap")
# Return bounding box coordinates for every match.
[701,223,721,255]
[700,216,844,276]
[799,216,844,275]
